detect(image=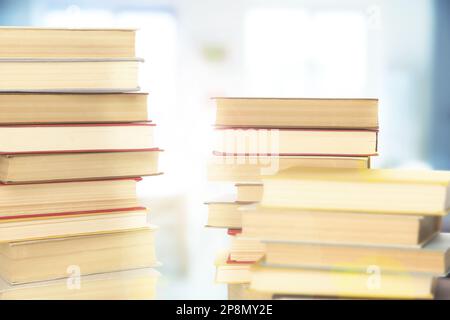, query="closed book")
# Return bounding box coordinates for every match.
[0,227,159,284]
[241,206,440,247]
[0,93,148,124]
[0,58,141,92]
[214,97,378,129]
[250,264,436,299]
[215,252,252,284]
[0,27,136,58]
[206,196,255,229]
[235,183,263,203]
[229,232,265,262]
[0,207,150,243]
[262,168,450,215]
[264,233,450,274]
[0,150,161,183]
[208,155,370,182]
[0,123,155,154]
[214,128,378,157]
[0,178,141,219]
[0,268,159,300]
